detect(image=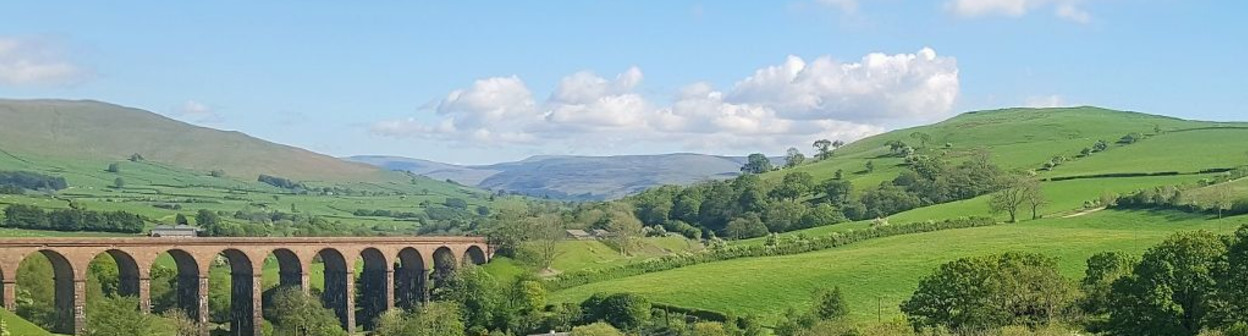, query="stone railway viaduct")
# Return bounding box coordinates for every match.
[0,236,491,335]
